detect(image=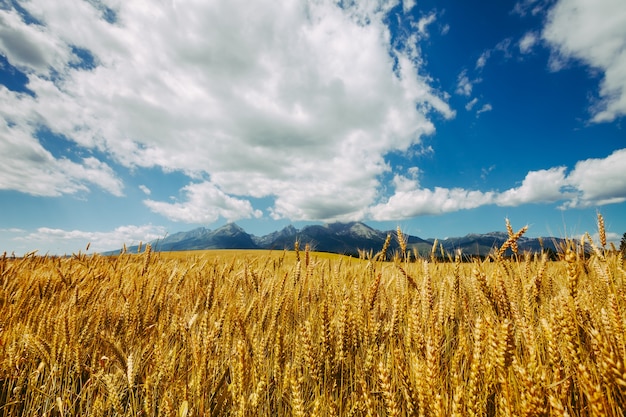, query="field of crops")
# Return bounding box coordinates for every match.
[1,220,625,416]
